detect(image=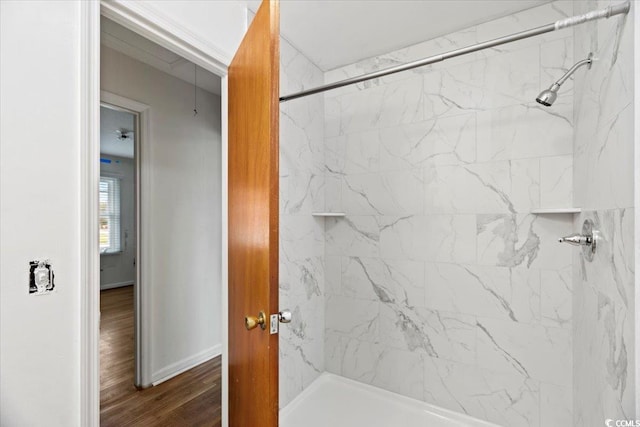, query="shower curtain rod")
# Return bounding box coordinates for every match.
[280,1,631,102]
